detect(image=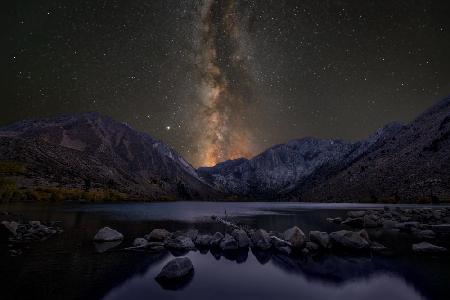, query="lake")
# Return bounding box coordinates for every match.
[1,202,449,300]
